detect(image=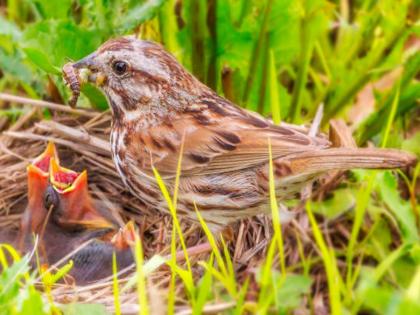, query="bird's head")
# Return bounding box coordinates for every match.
[72,36,203,124]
